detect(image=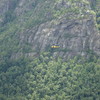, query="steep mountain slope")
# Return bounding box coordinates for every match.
[0,0,100,100]
[0,0,100,60]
